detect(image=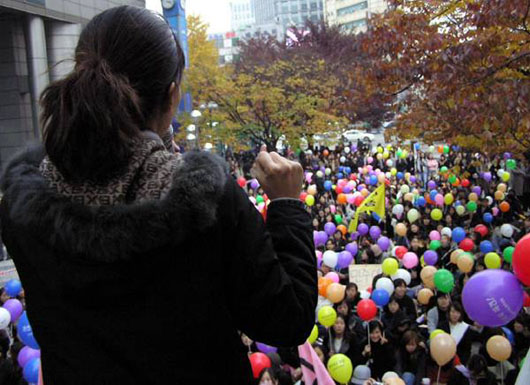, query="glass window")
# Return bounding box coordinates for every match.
[310,2,317,10]
[342,18,367,30]
[337,1,368,17]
